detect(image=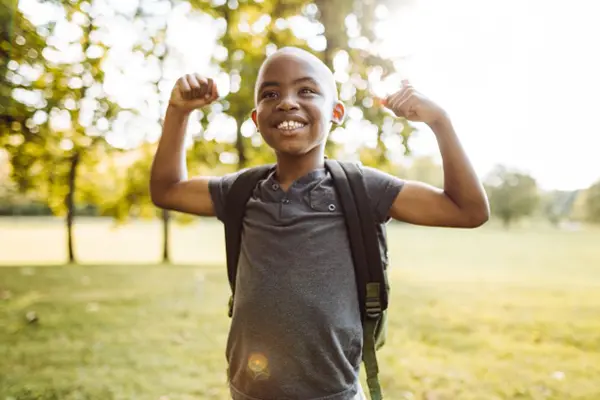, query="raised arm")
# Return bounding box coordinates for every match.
[381,80,489,228]
[150,74,219,216]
